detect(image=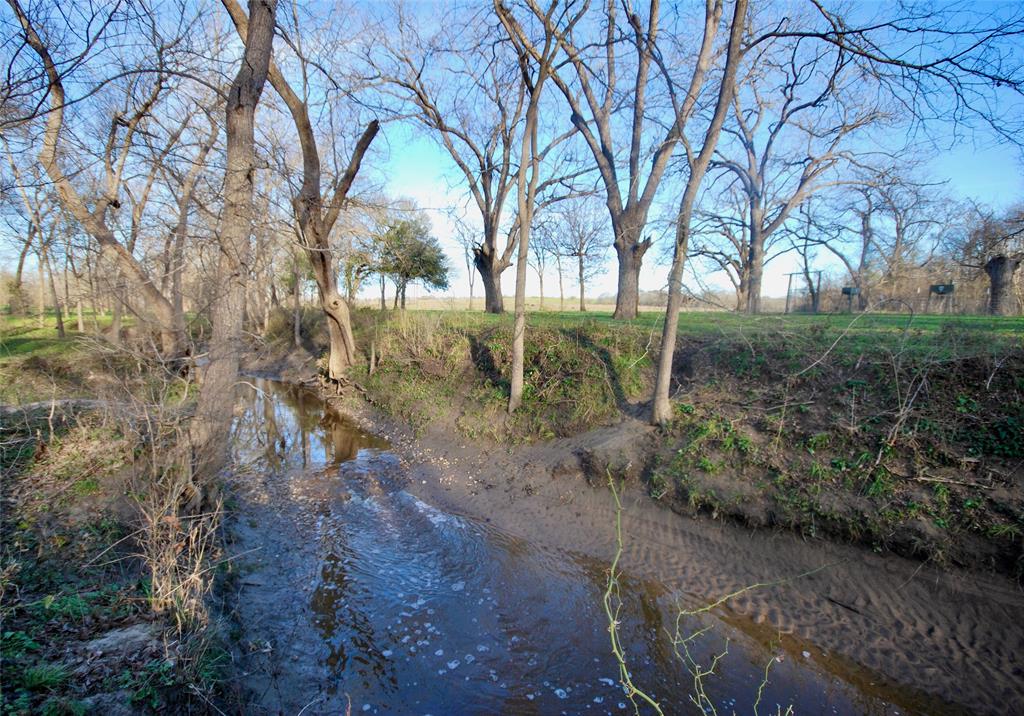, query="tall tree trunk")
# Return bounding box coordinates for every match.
[110,282,122,346]
[86,252,99,330]
[502,5,553,414]
[611,223,649,320]
[292,259,302,347]
[36,248,45,327]
[10,229,33,316]
[76,298,84,332]
[745,212,765,314]
[223,0,379,384]
[11,0,184,359]
[857,207,871,310]
[736,265,750,312]
[261,285,271,335]
[192,0,277,486]
[651,0,747,424]
[111,295,122,346]
[556,254,564,311]
[322,292,357,378]
[578,254,586,312]
[538,271,544,311]
[62,258,71,320]
[170,225,187,349]
[986,255,1021,316]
